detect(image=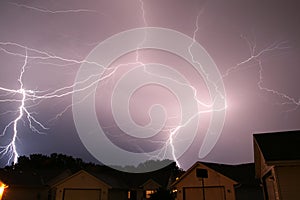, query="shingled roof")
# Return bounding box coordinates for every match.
[253,130,300,162]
